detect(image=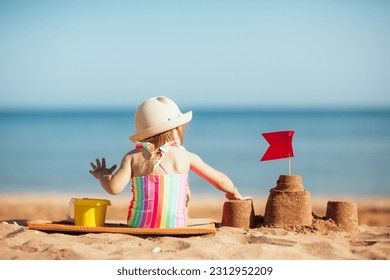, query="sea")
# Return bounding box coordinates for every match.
[0,108,389,197]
